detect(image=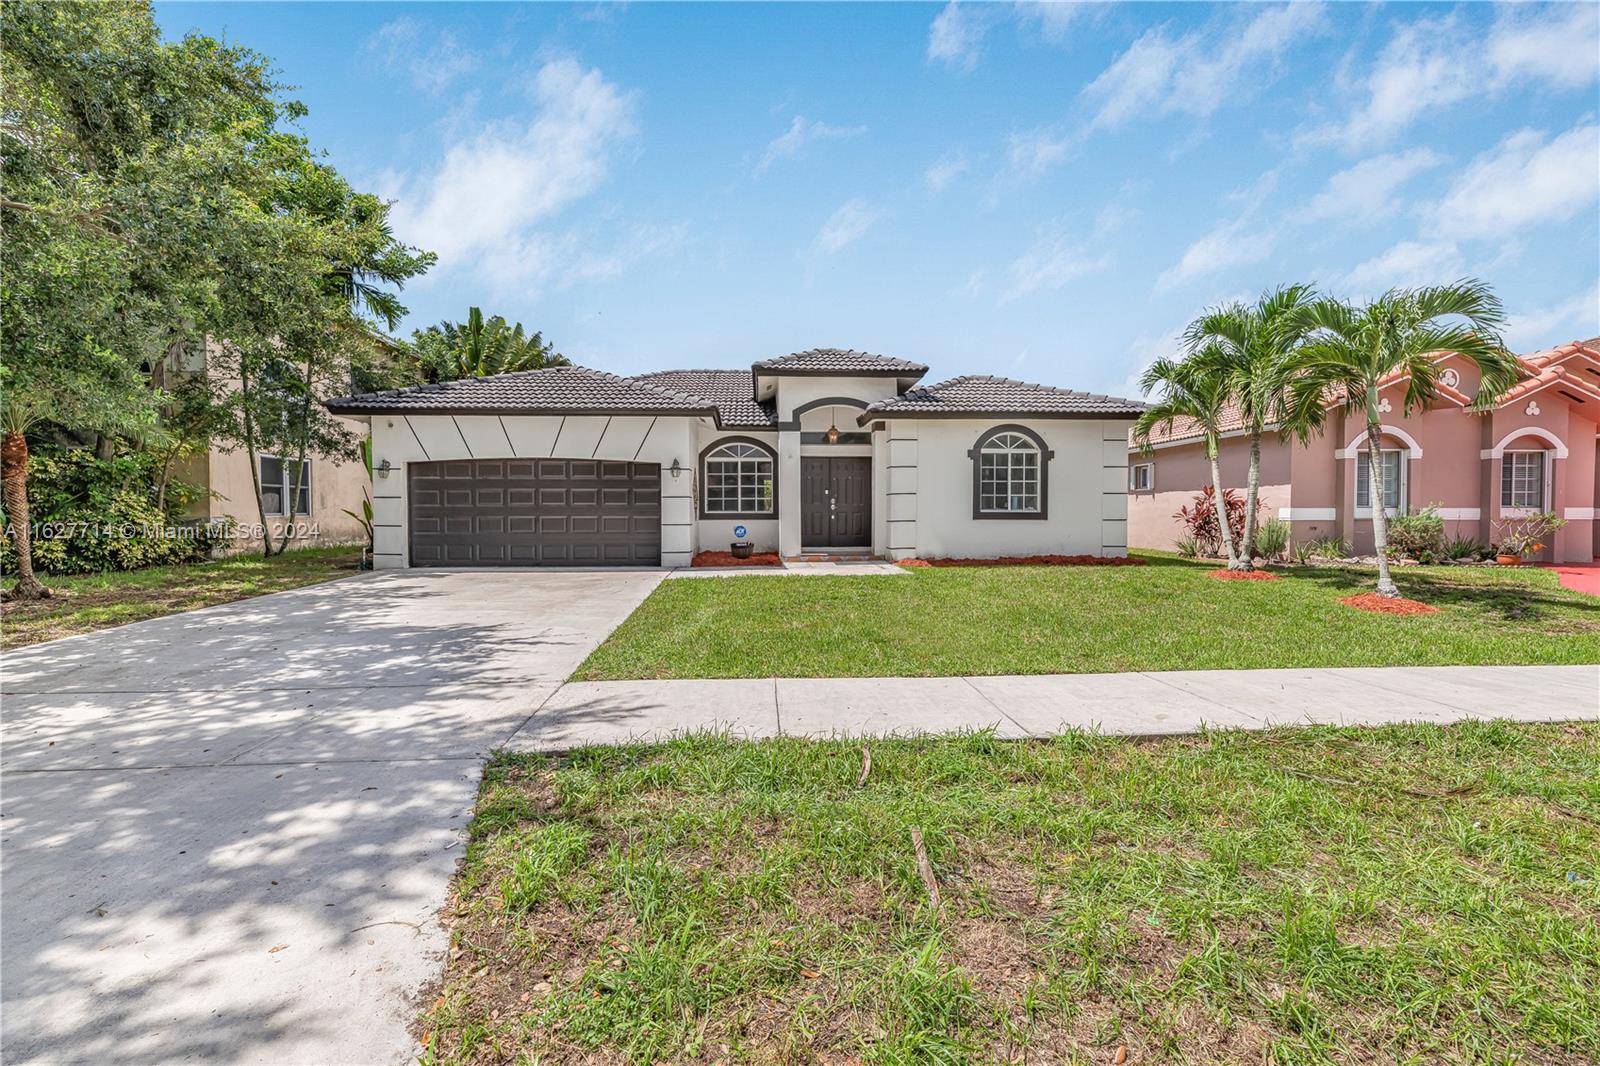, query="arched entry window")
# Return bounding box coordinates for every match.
[970,425,1053,519]
[700,439,776,517]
